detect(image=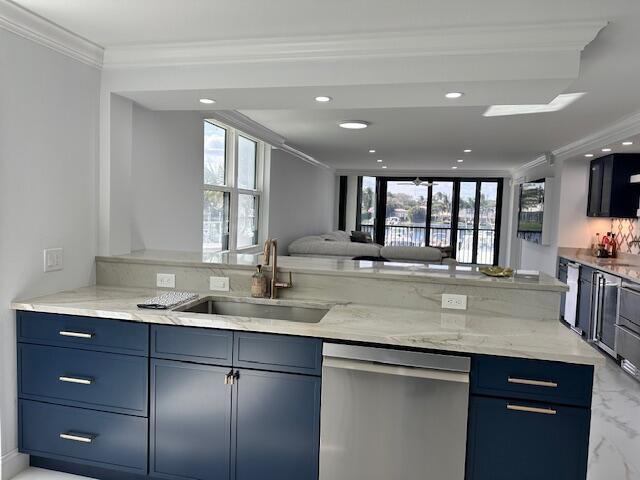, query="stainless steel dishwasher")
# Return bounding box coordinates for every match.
[319,343,470,480]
